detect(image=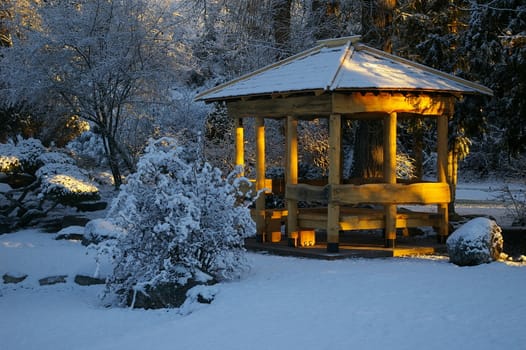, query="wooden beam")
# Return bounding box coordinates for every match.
[383,112,398,247]
[235,118,244,176]
[285,184,328,202]
[286,116,299,246]
[255,117,266,242]
[227,94,332,118]
[327,114,342,252]
[329,182,451,205]
[332,92,455,115]
[437,114,449,242]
